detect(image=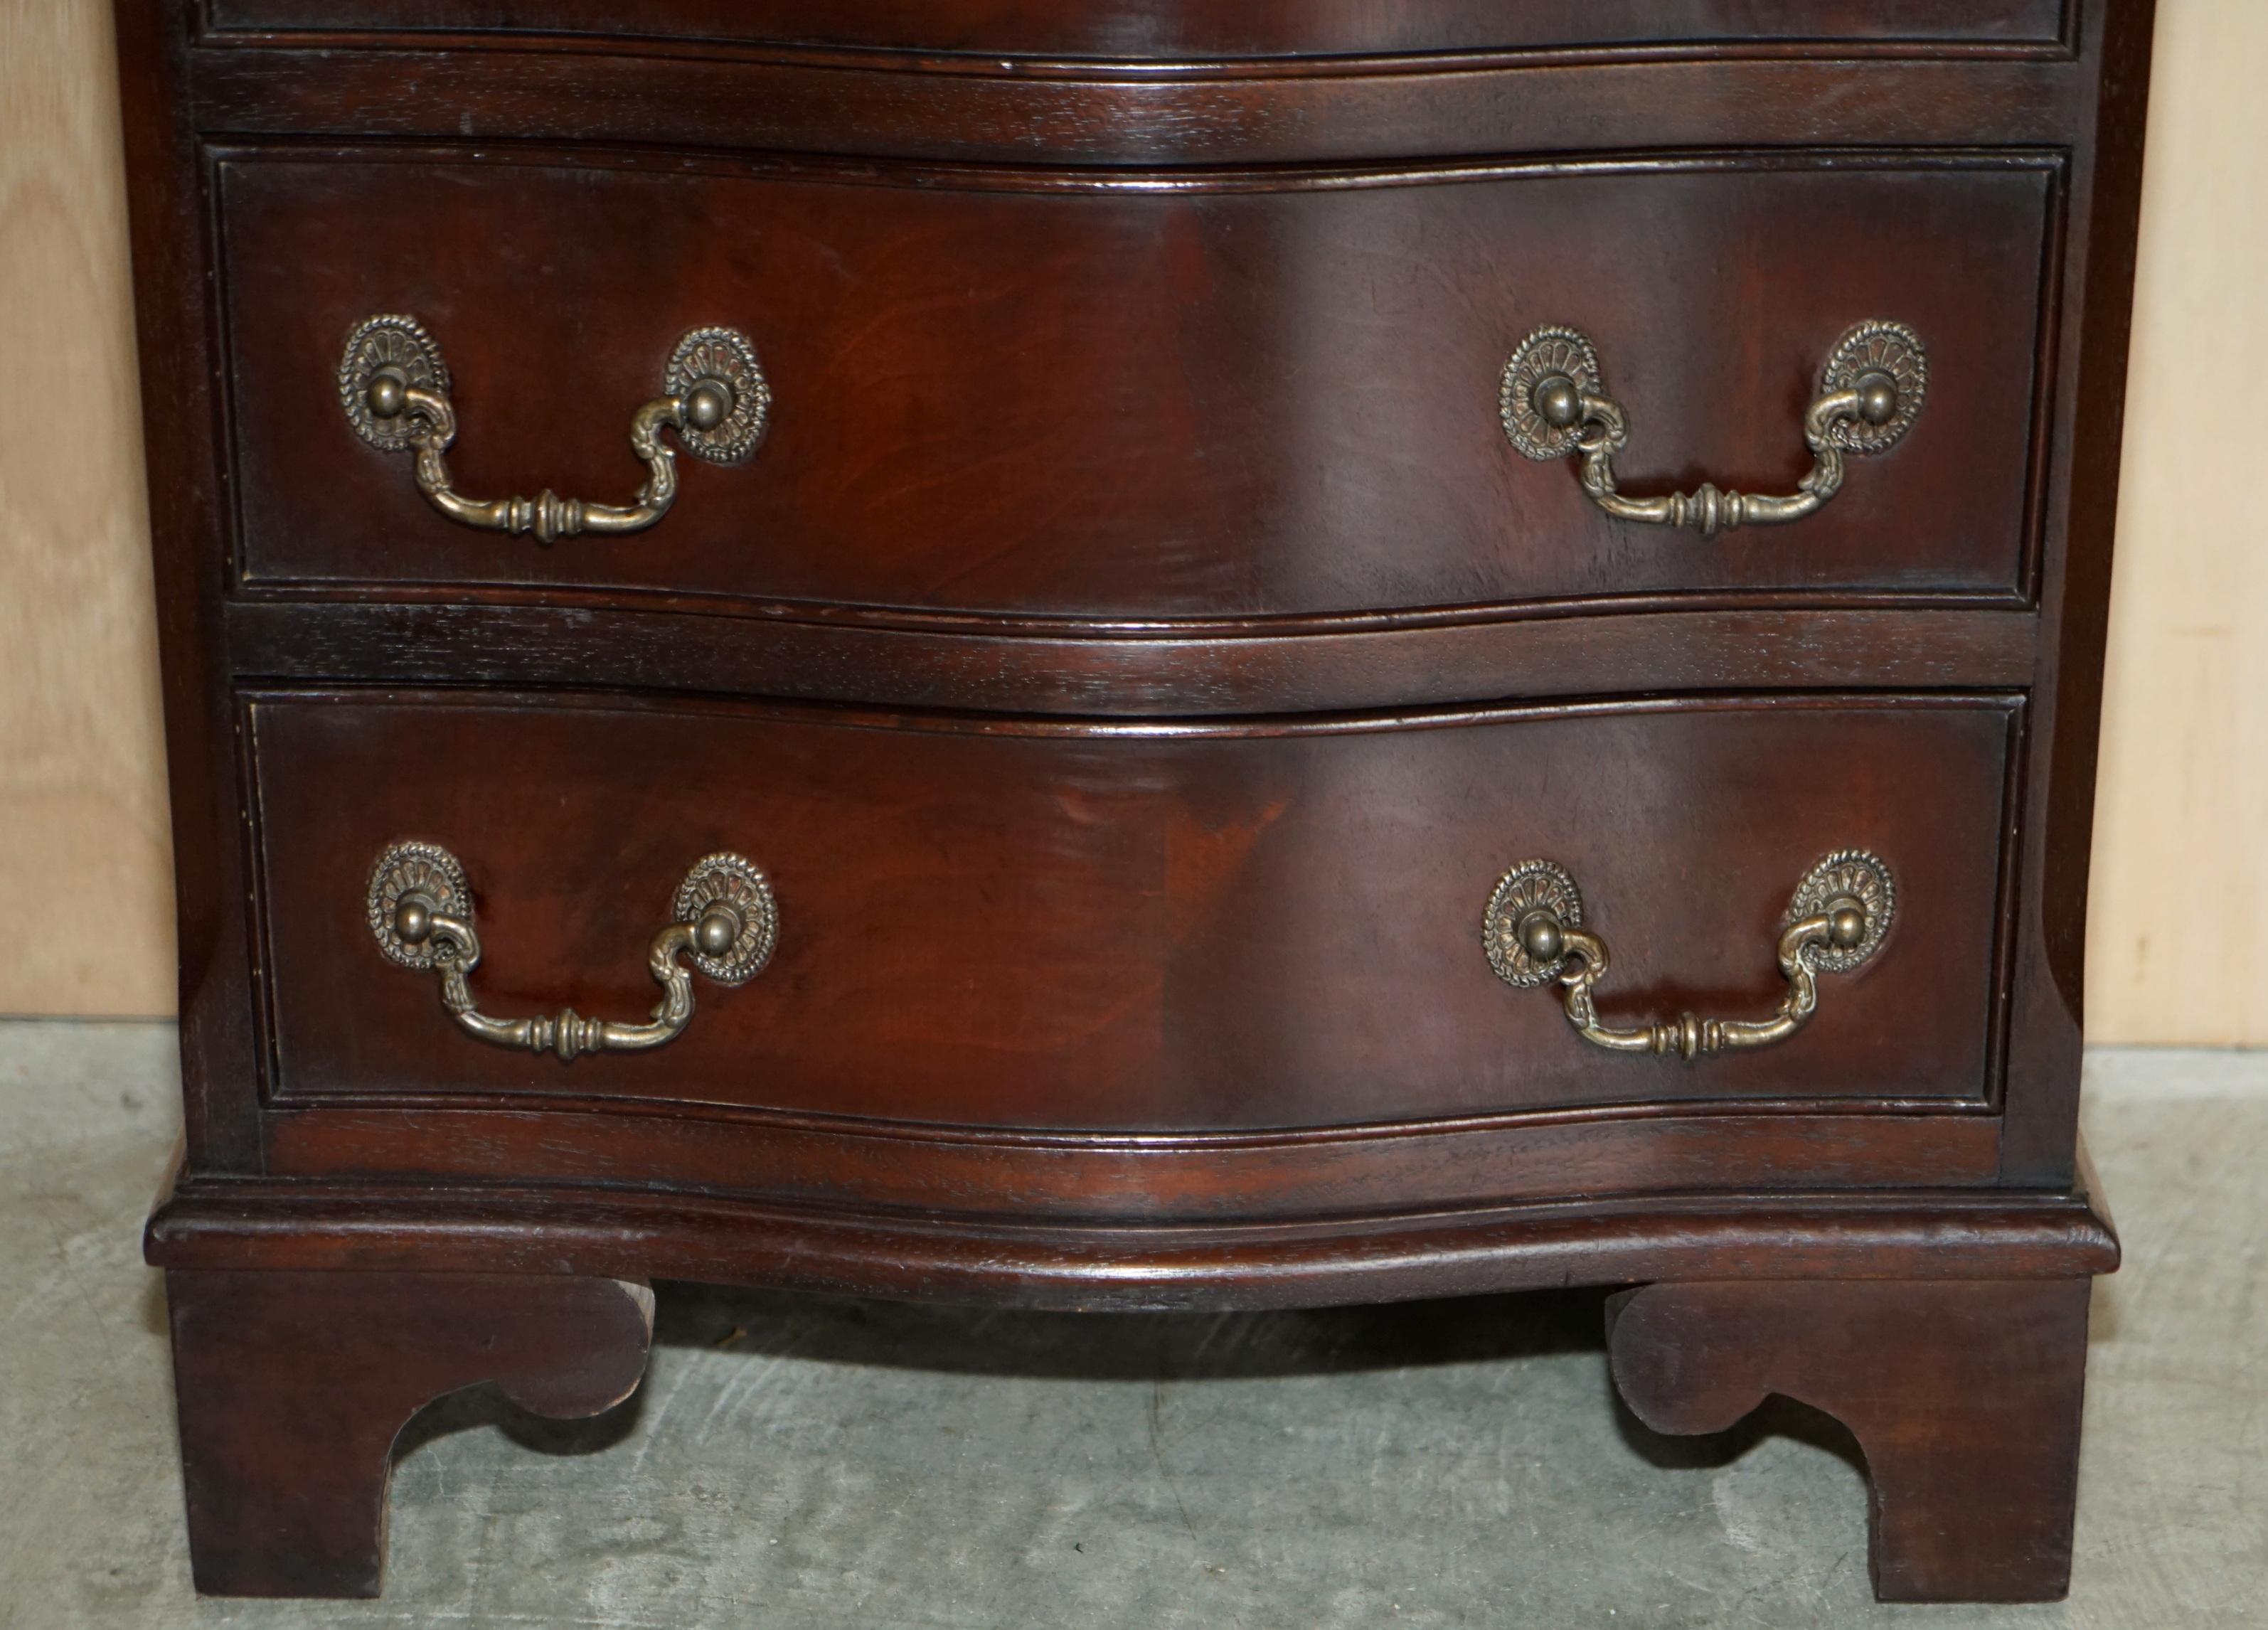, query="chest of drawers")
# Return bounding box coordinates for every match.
[121,0,2153,1605]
